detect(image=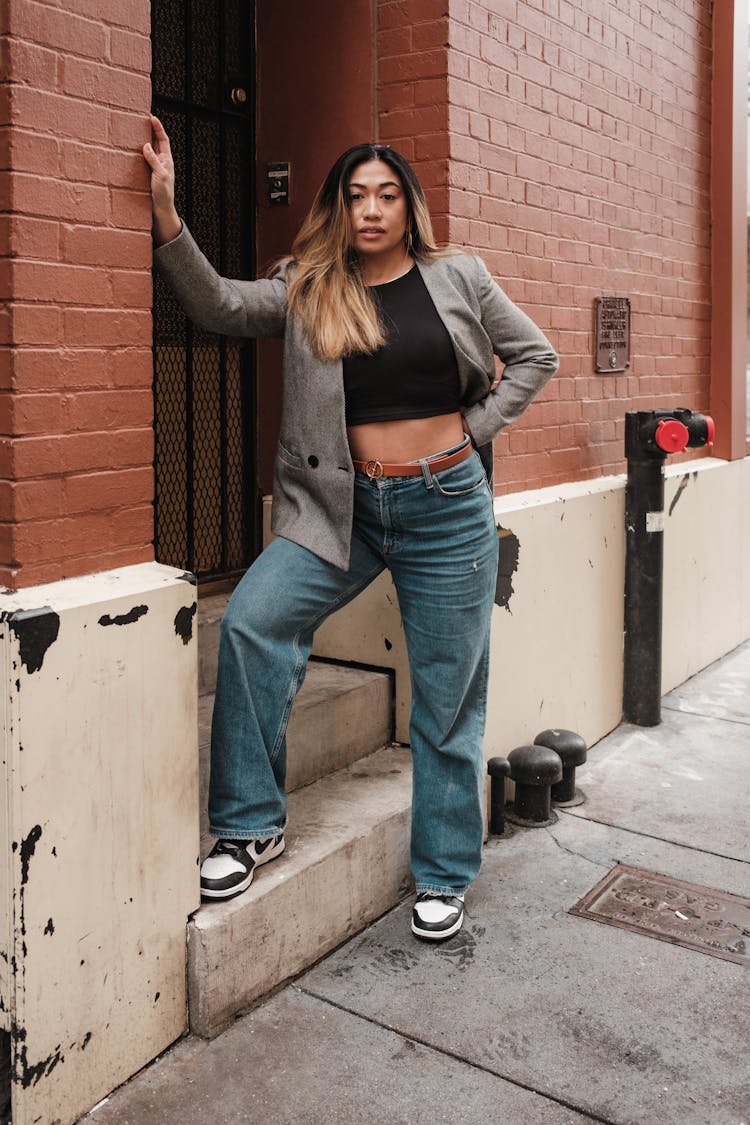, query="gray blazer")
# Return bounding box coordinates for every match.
[154,220,559,570]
